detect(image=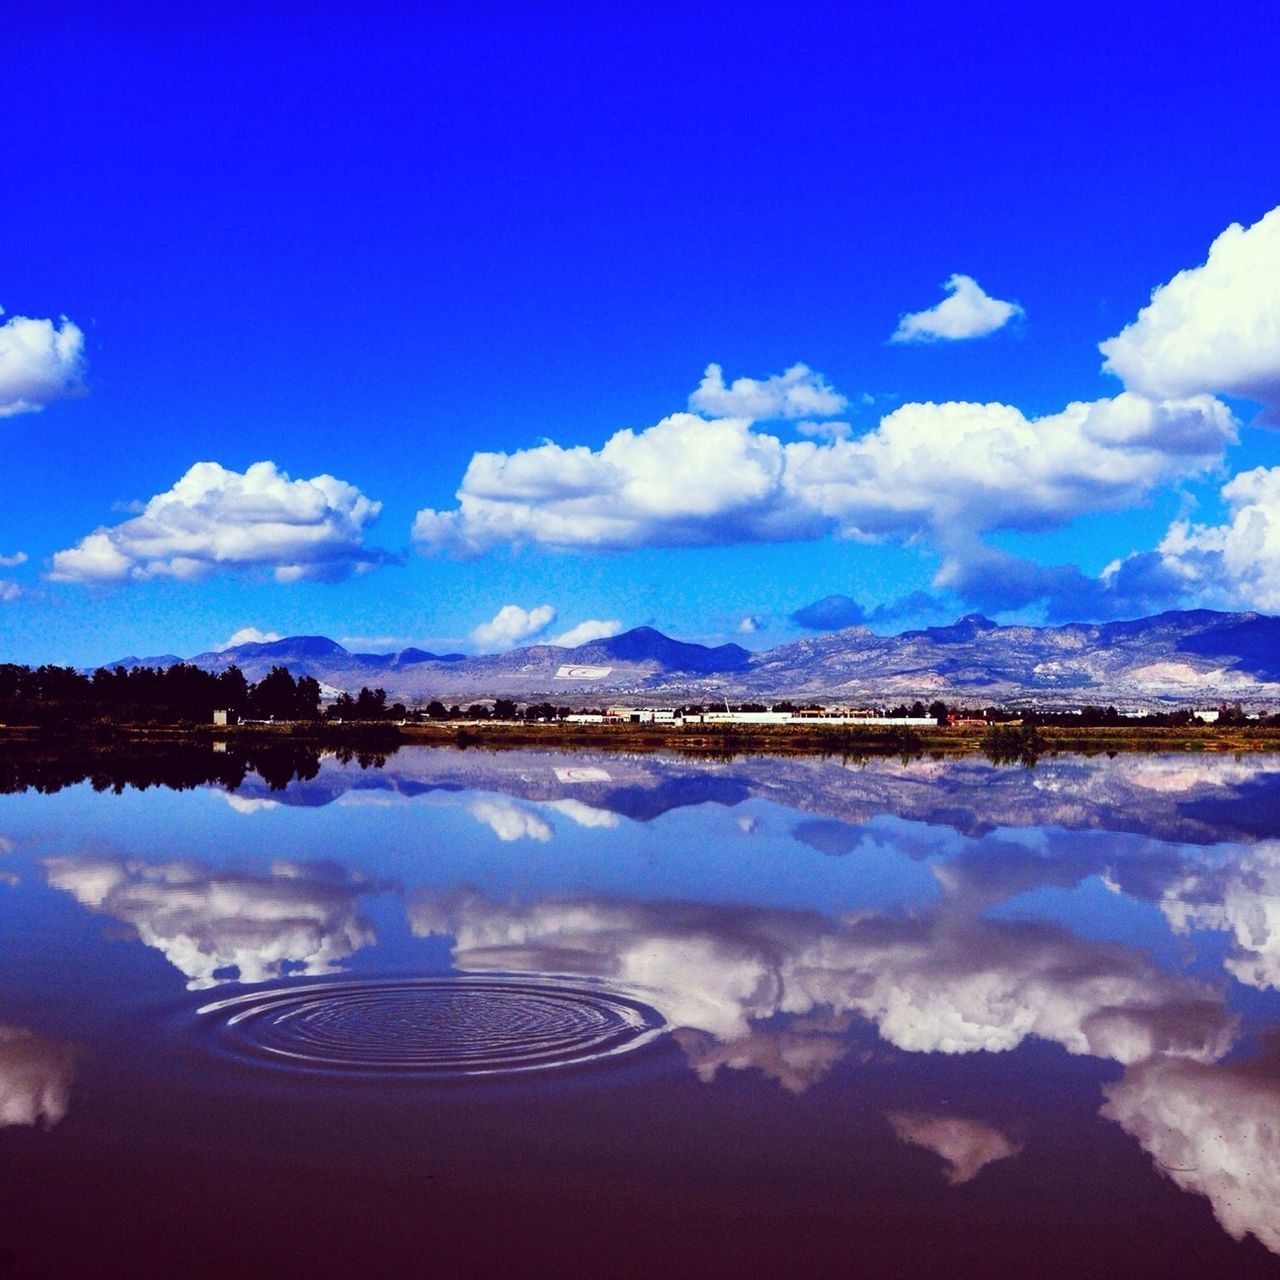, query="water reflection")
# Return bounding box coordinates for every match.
[0,1025,76,1129]
[408,889,1235,1064]
[886,1111,1022,1185]
[9,745,1280,1269]
[45,856,380,989]
[1103,1040,1280,1255]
